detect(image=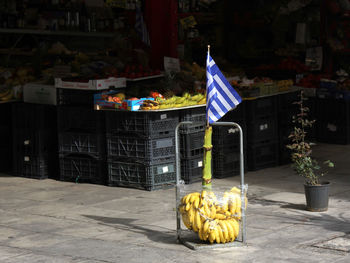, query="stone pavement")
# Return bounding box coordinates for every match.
[0,143,350,262]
